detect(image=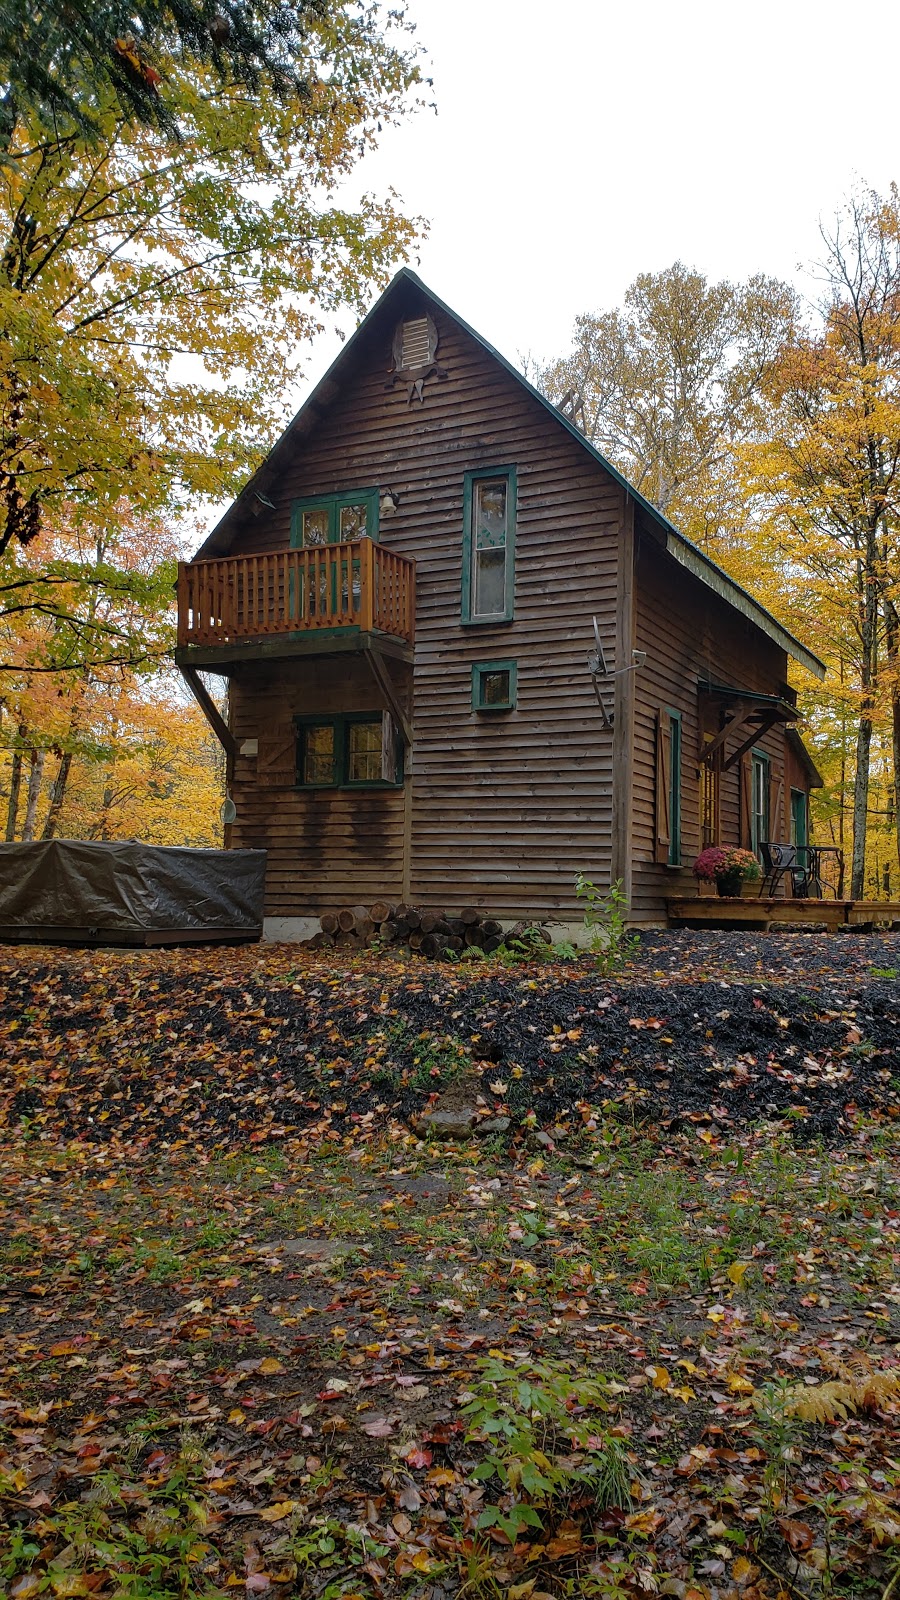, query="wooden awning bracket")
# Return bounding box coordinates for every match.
[698,685,798,773]
[364,645,413,748]
[588,616,646,728]
[180,665,236,758]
